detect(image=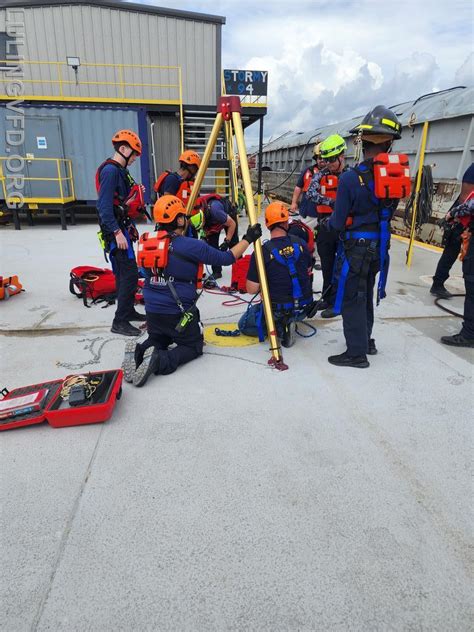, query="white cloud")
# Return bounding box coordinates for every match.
[454,53,474,85]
